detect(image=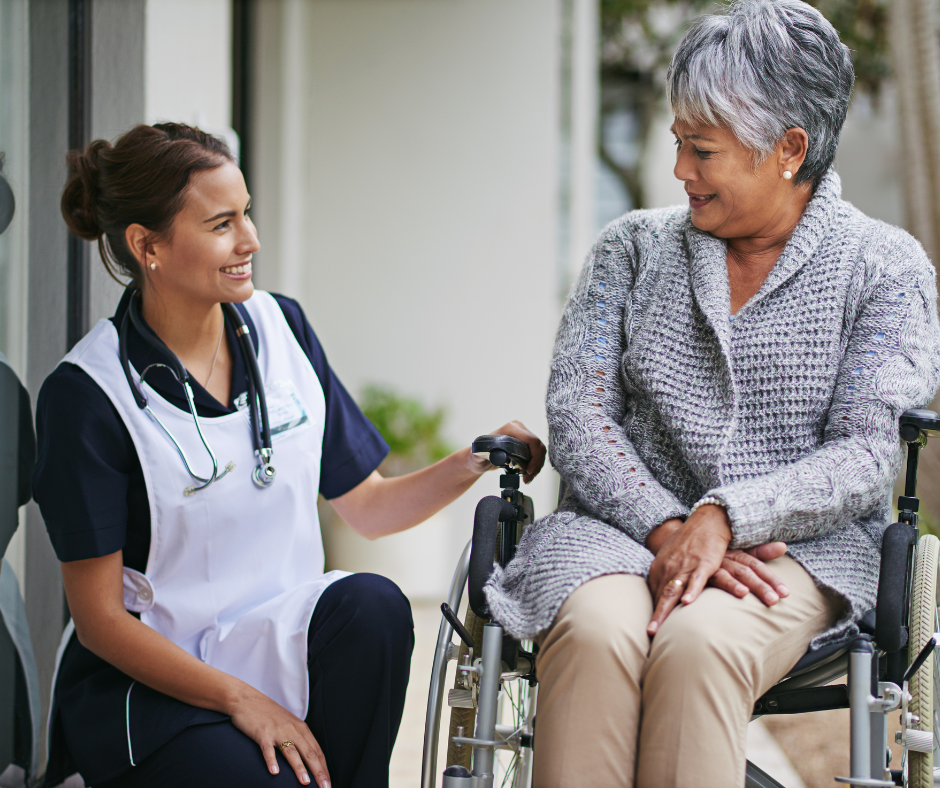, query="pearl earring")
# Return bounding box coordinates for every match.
[783,171,793,180]
[150,262,156,270]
